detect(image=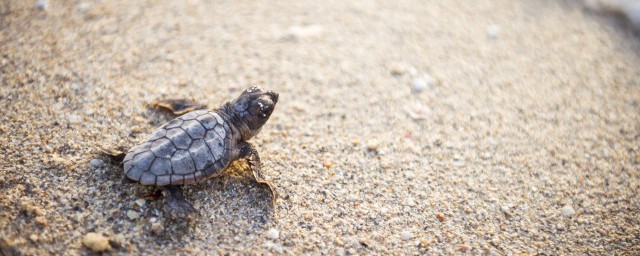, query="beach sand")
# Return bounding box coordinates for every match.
[1,0,639,254]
